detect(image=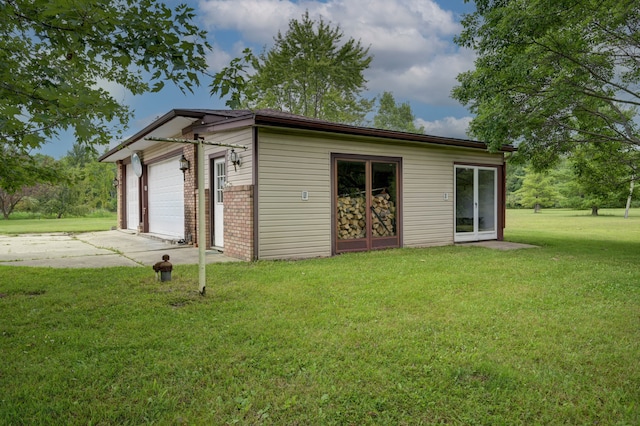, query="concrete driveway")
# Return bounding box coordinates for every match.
[0,230,239,268]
